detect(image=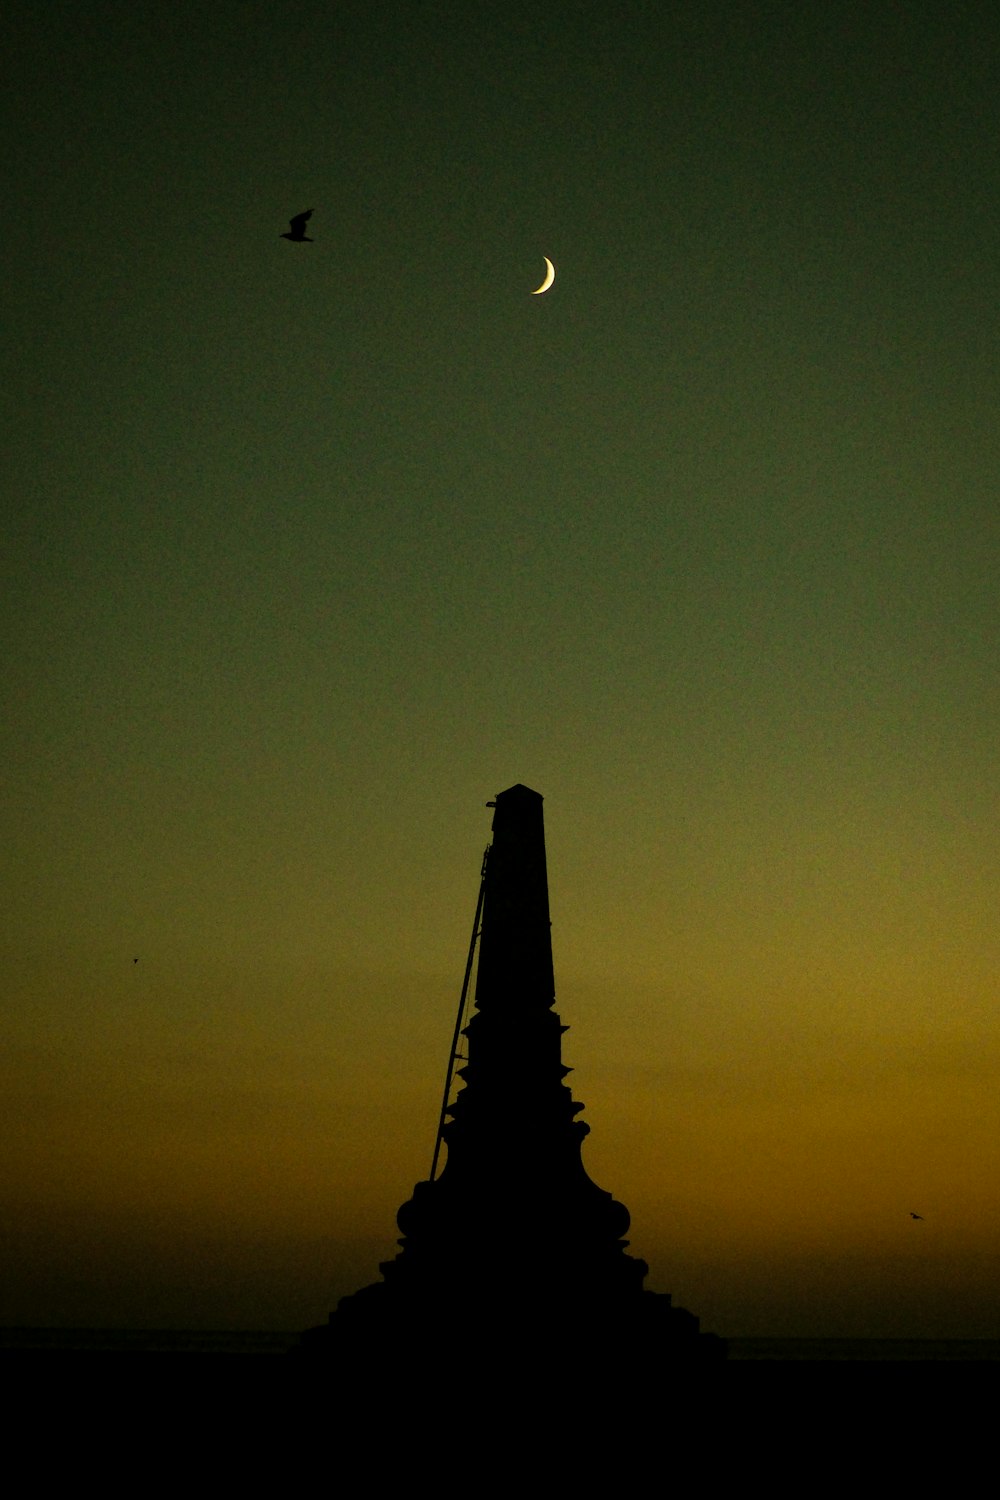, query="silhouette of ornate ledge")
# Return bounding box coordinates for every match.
[302,784,725,1363]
